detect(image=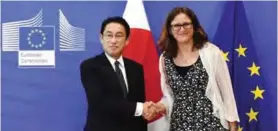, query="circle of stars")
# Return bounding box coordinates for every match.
[27,28,46,49]
[220,42,265,130]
